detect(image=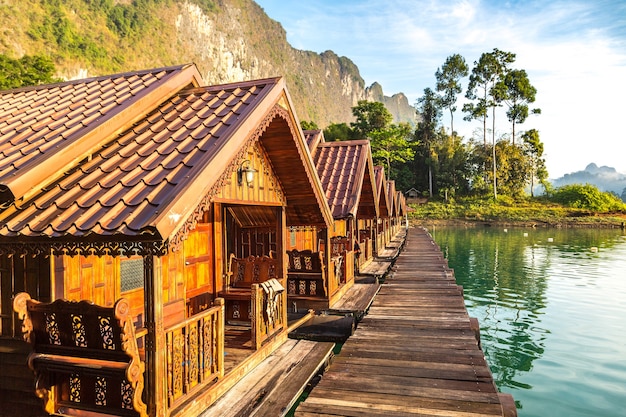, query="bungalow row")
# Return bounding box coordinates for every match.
[0,64,406,417]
